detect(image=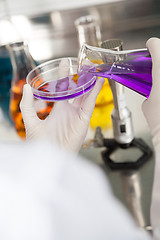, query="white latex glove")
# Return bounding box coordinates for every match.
[142,37,160,151]
[142,37,160,240]
[20,72,104,153]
